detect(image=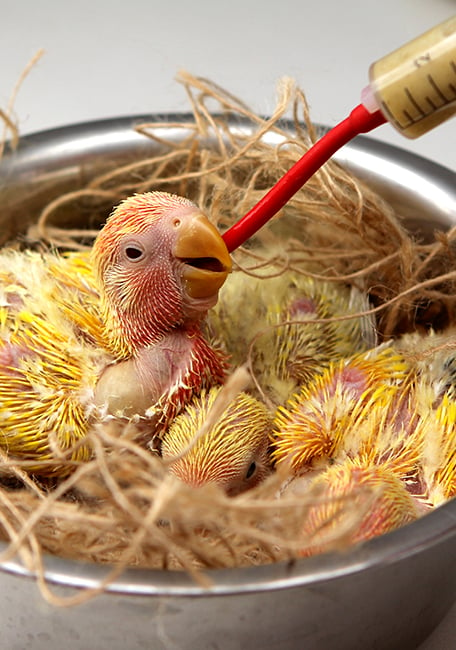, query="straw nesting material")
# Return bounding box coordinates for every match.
[0,69,455,605]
